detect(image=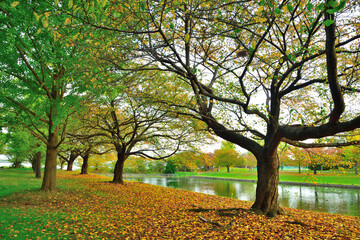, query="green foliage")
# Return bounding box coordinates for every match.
[0,126,43,167]
[220,141,236,151]
[164,159,177,174]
